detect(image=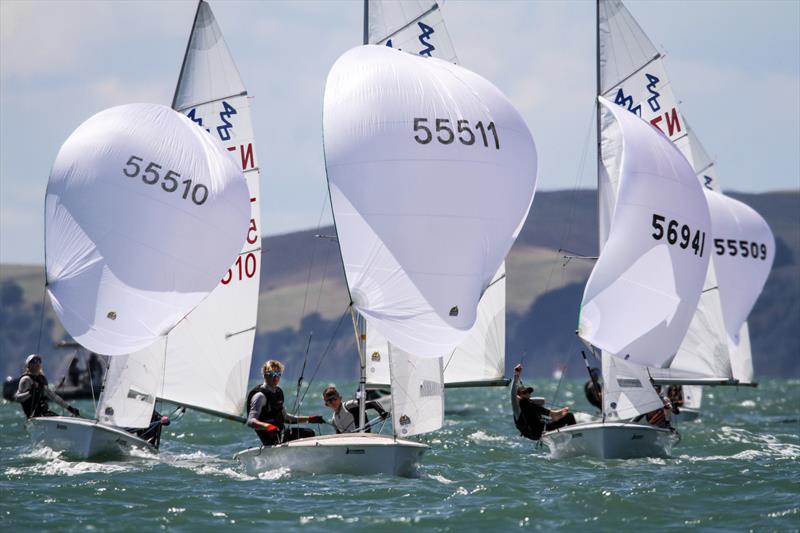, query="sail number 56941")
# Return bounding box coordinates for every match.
[413,118,500,149]
[123,155,208,205]
[651,214,705,256]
